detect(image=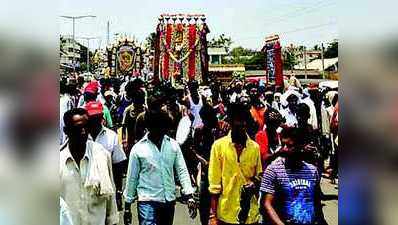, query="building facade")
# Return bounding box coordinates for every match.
[60,35,88,71]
